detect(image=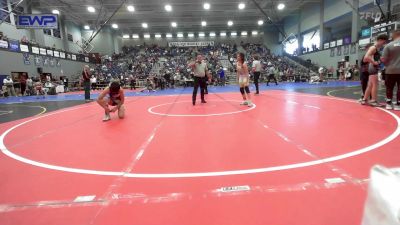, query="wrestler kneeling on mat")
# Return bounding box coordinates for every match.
[97,81,125,122]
